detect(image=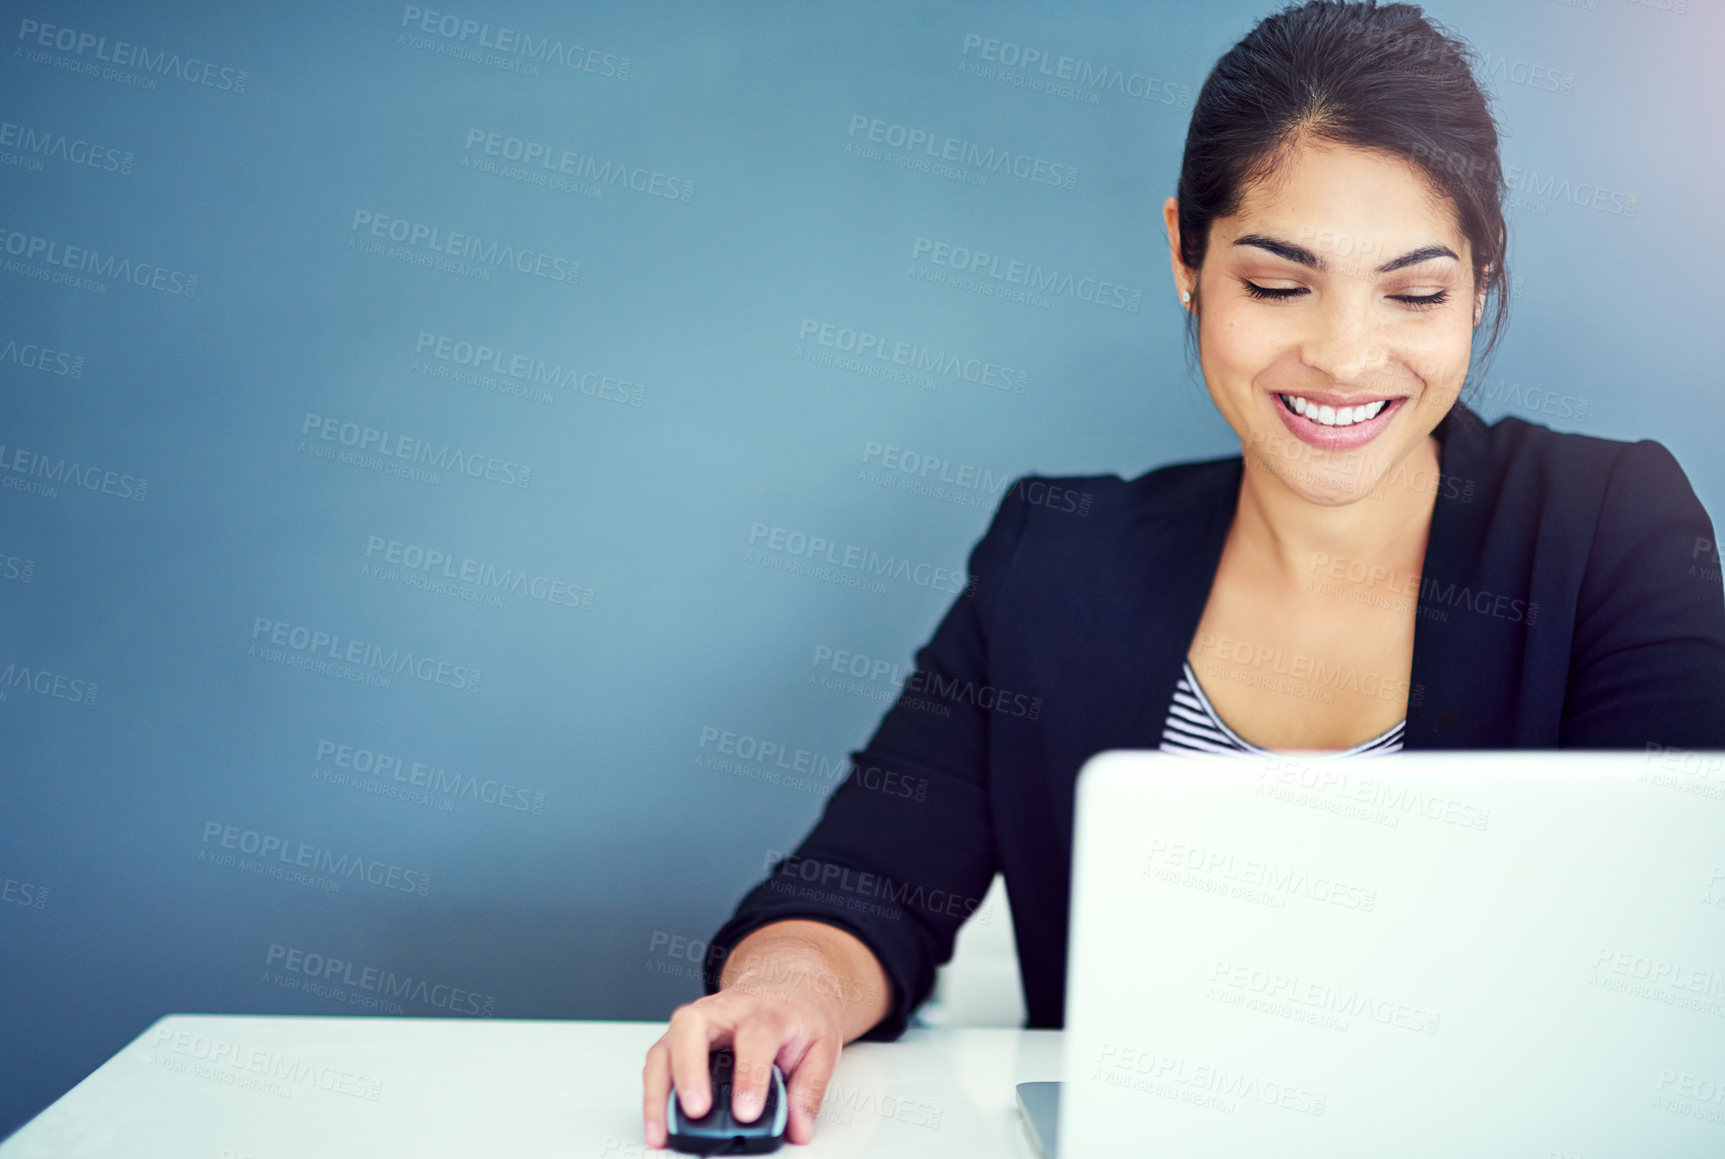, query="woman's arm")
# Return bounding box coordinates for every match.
[642,478,1037,1148]
[699,477,1036,1039]
[1563,439,1725,748]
